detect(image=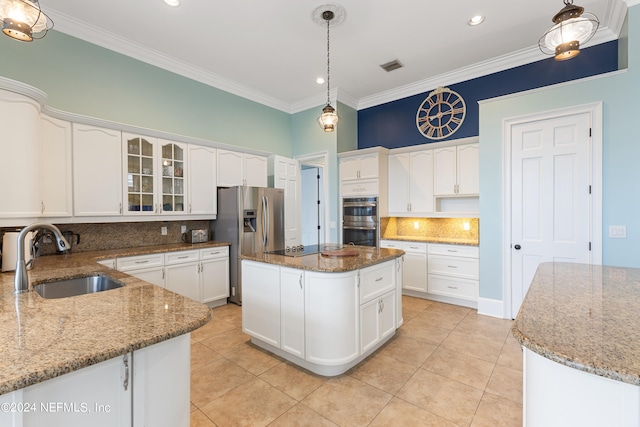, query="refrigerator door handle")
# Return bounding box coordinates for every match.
[261,195,268,248]
[264,195,270,248]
